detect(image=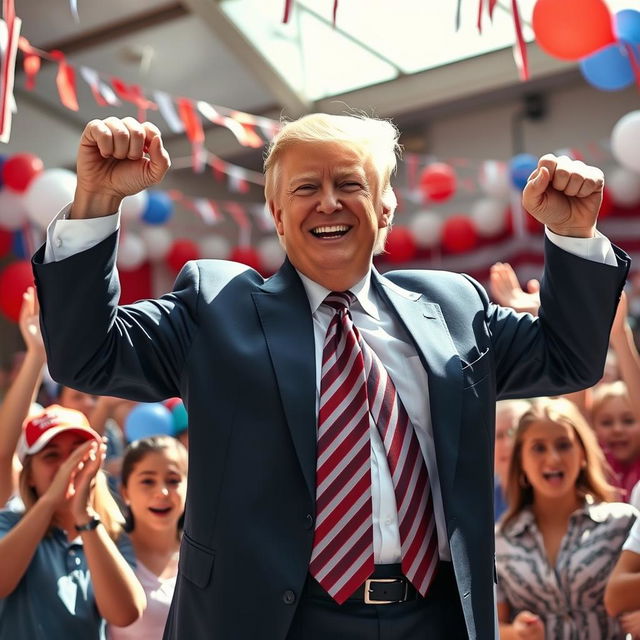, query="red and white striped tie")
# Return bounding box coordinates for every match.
[309,291,438,604]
